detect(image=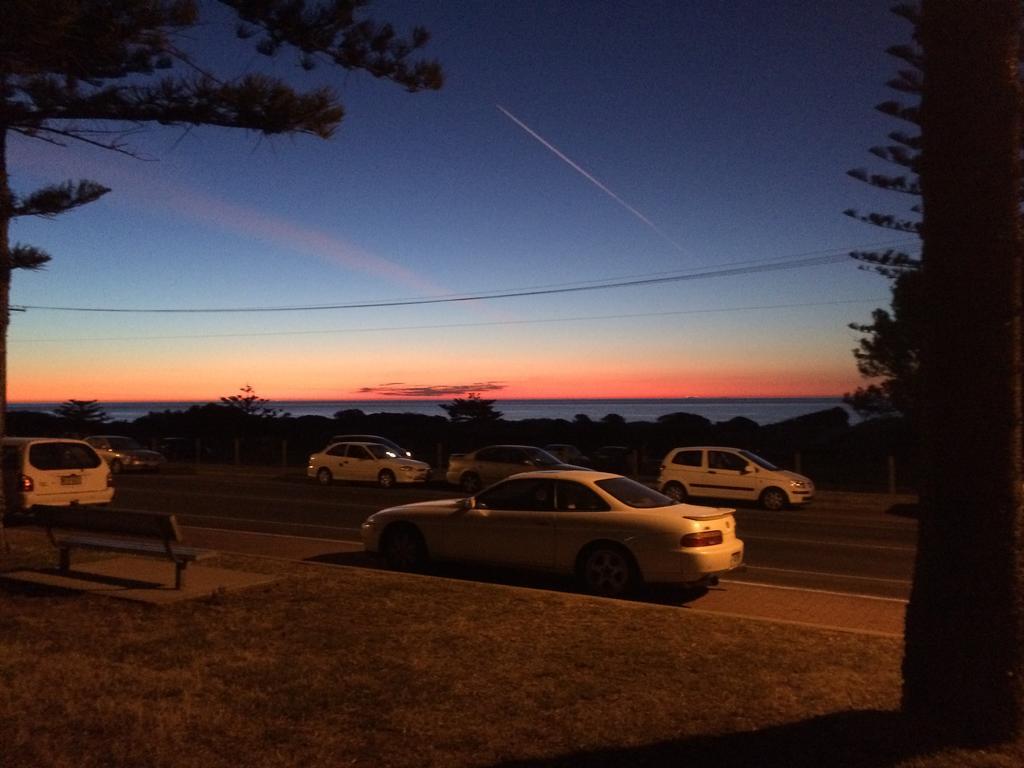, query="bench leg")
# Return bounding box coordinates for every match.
[59,547,70,574]
[175,562,186,590]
